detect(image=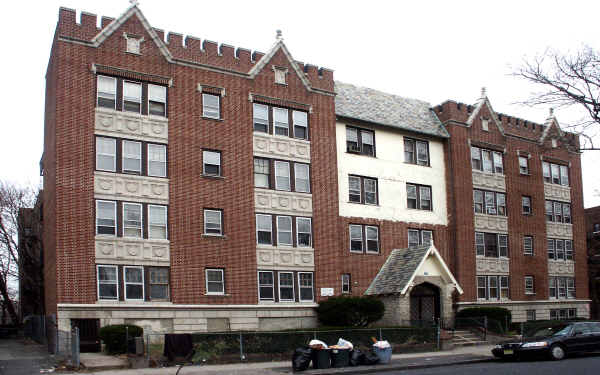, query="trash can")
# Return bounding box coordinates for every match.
[373,346,392,364]
[331,348,350,368]
[312,349,331,369]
